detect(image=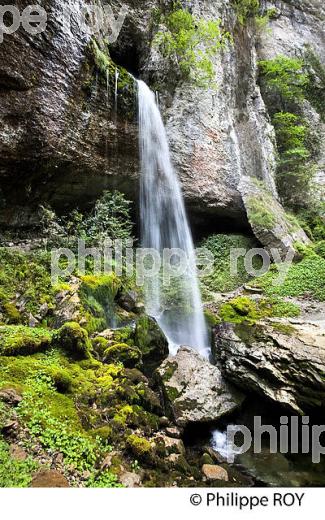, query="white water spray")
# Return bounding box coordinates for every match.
[115,69,119,112]
[137,79,210,357]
